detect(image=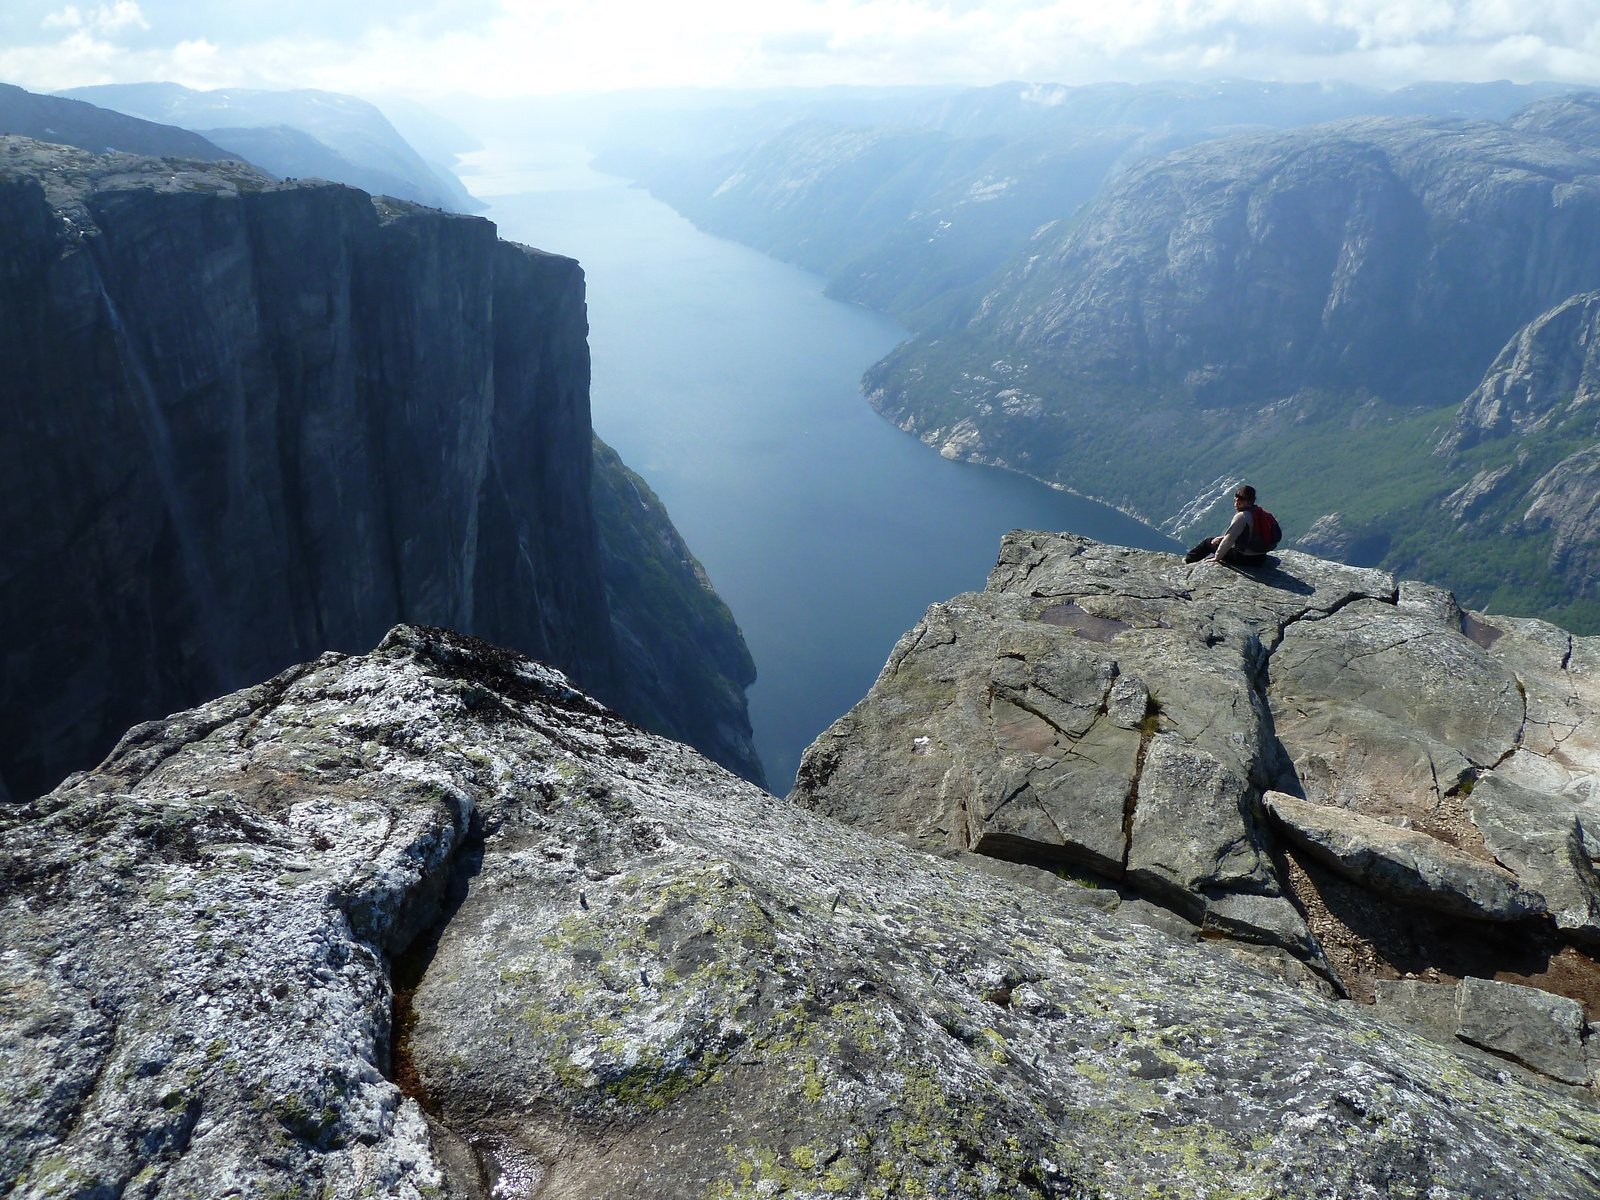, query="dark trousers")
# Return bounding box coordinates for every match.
[1187,535,1268,564]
